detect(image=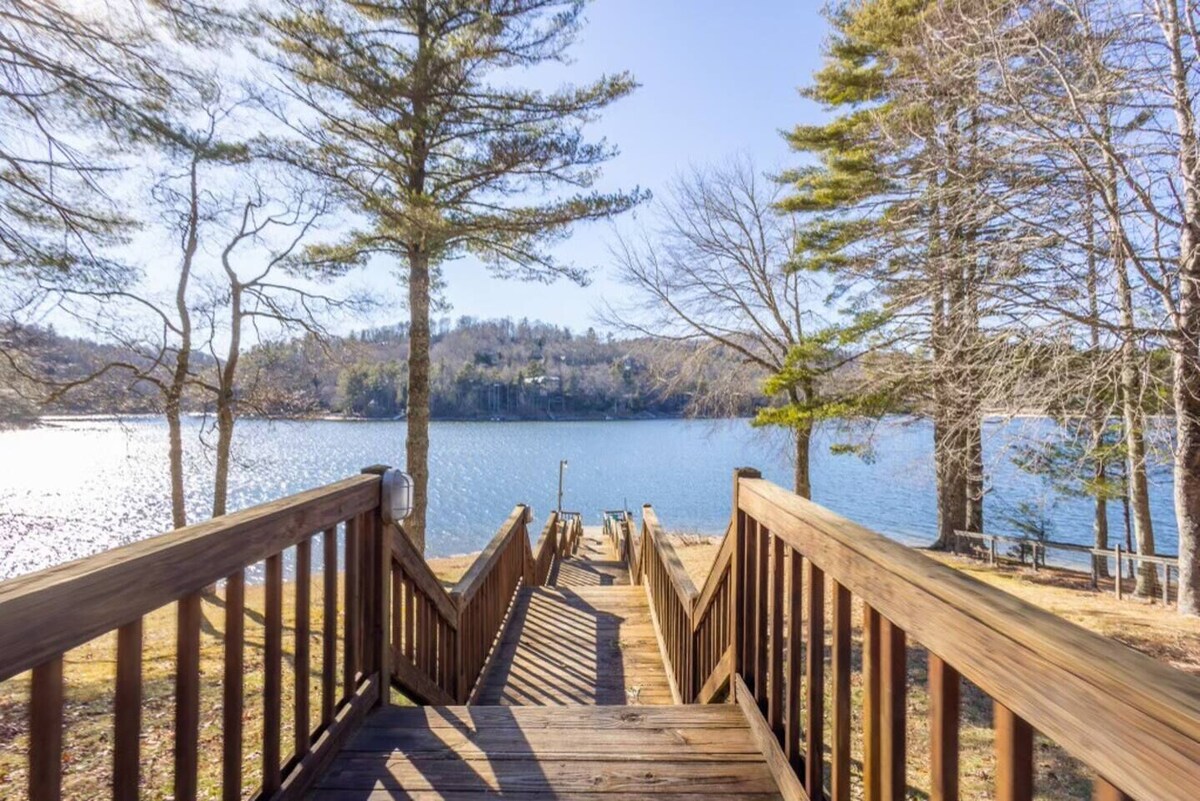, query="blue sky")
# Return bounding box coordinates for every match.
[399,1,830,333]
